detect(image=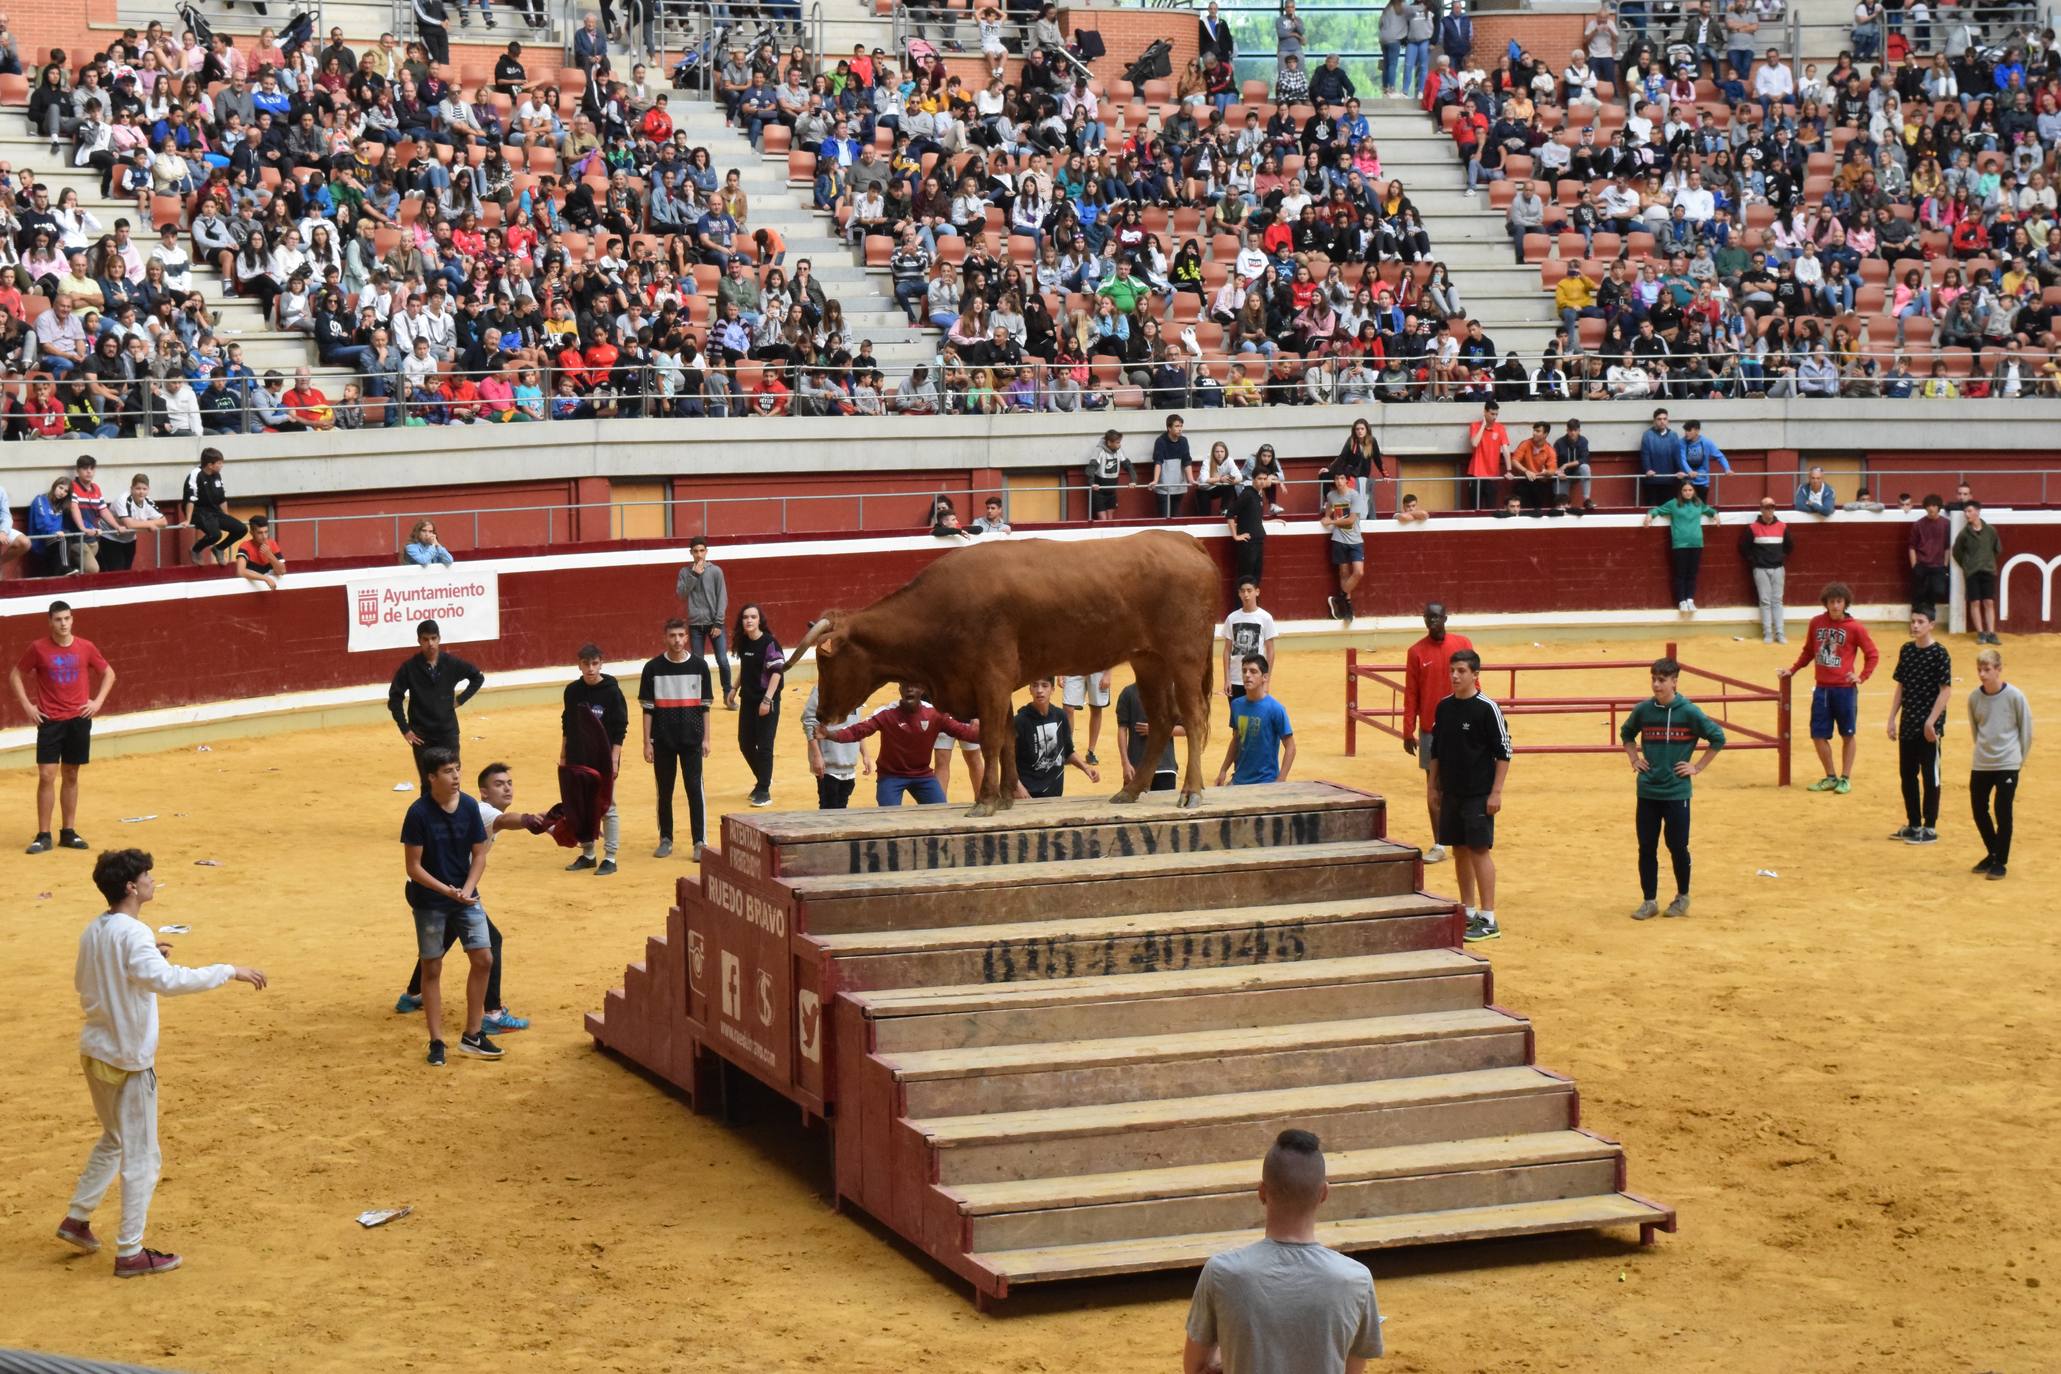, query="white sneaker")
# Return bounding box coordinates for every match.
[1424,843,1448,863]
[1684,598,1696,612]
[1676,599,1687,612]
